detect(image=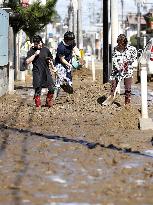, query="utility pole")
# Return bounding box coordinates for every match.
[136,0,147,51]
[111,0,119,52]
[72,0,78,40]
[137,1,141,51]
[68,0,73,31]
[77,0,83,49]
[121,0,124,33]
[103,0,109,83]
